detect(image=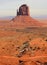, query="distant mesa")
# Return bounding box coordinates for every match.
[17,4,29,16]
